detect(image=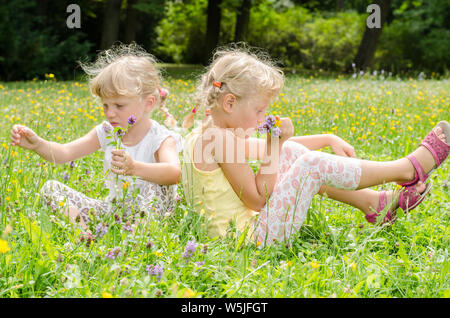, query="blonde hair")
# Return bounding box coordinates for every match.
[183,45,284,128]
[80,42,176,127]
